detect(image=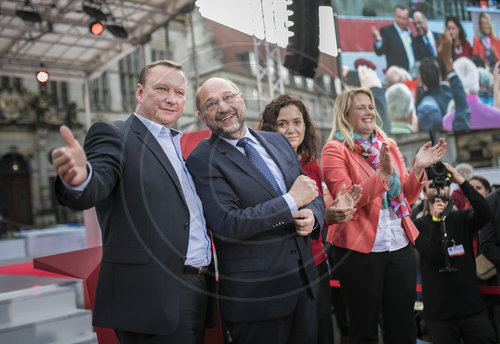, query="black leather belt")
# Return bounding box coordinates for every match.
[183,265,208,276]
